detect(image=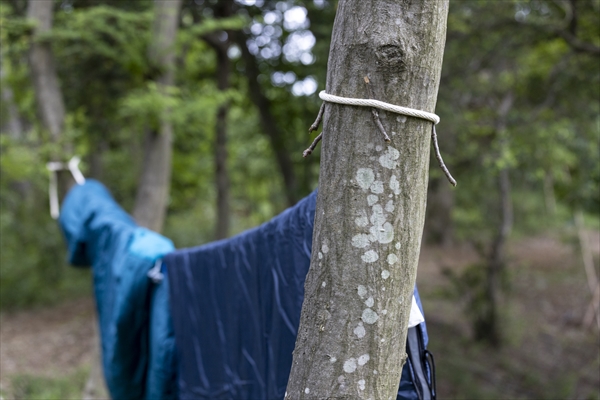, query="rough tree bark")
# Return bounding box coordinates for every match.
[286,1,448,399]
[133,0,182,233]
